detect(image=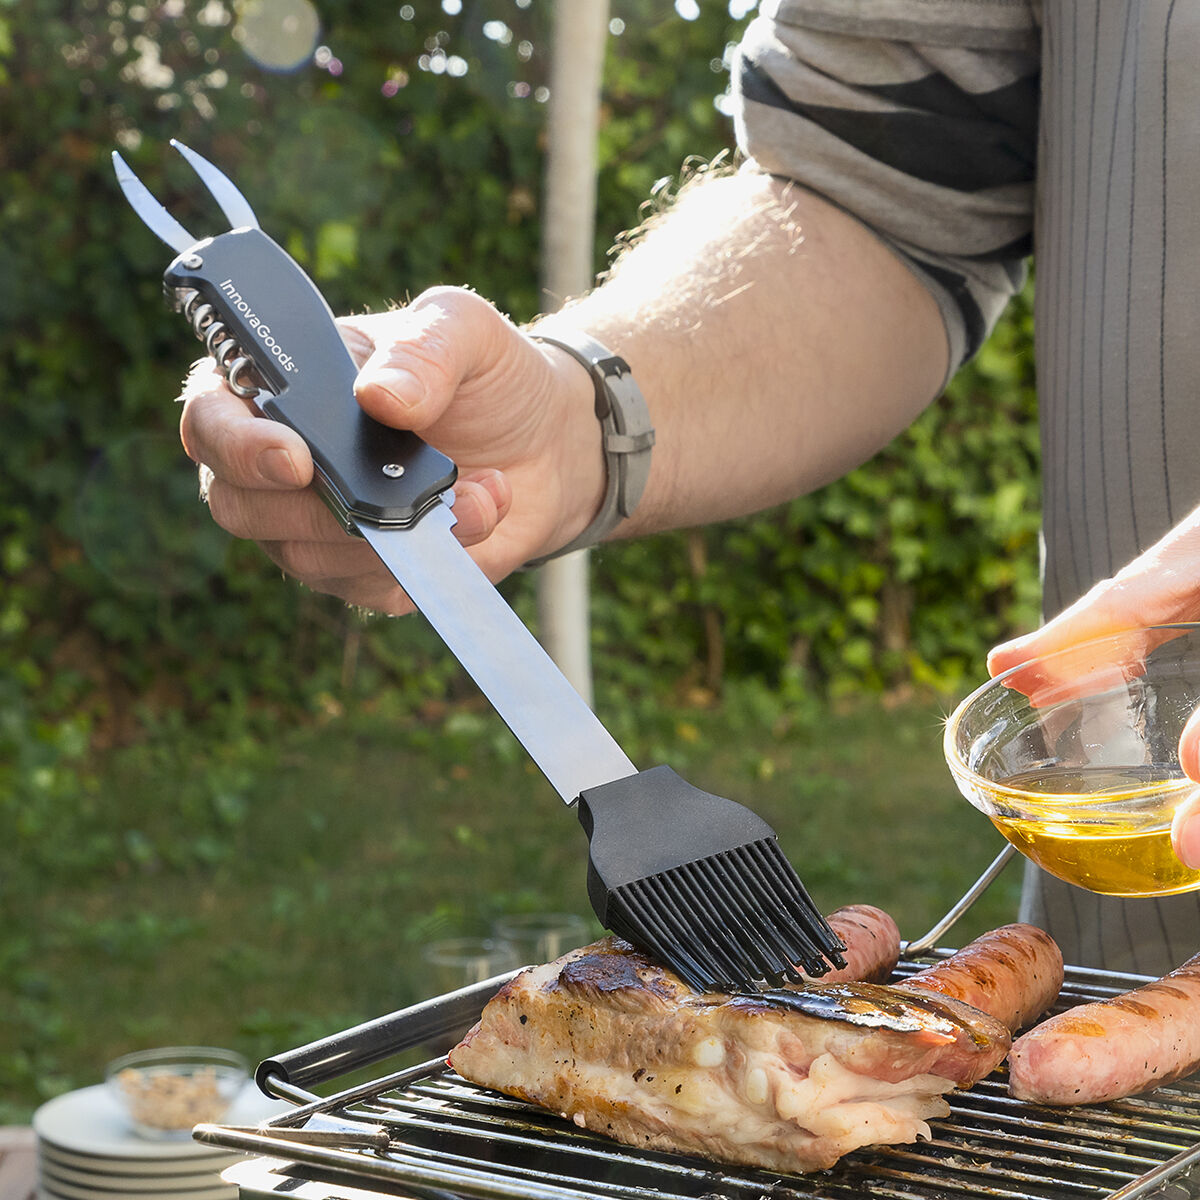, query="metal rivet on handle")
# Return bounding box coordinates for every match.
[180,254,203,269]
[382,464,405,478]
